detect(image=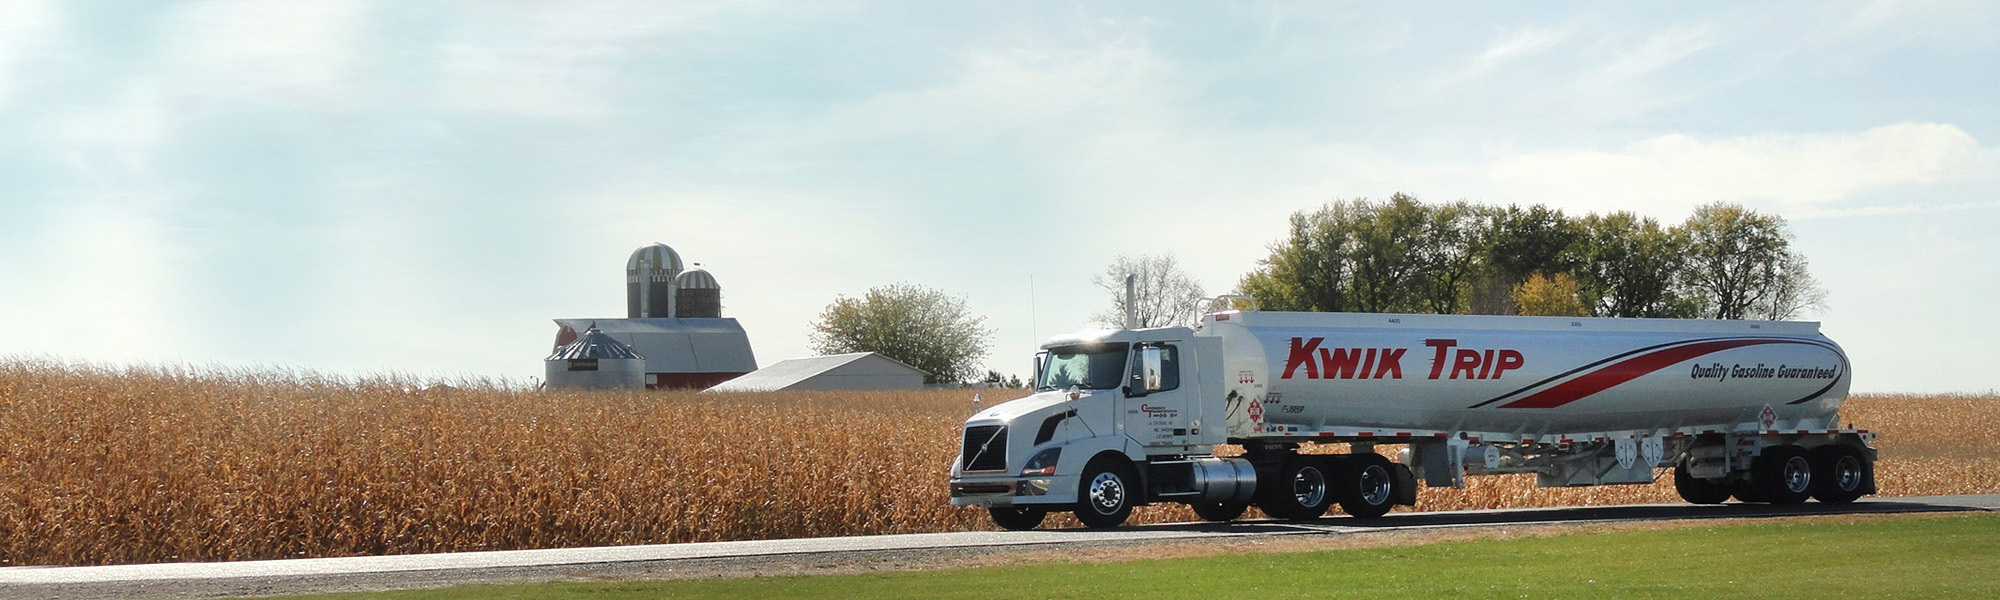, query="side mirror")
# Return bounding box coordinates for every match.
[1033,352,1046,389]
[1142,346,1164,392]
[1128,346,1164,396]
